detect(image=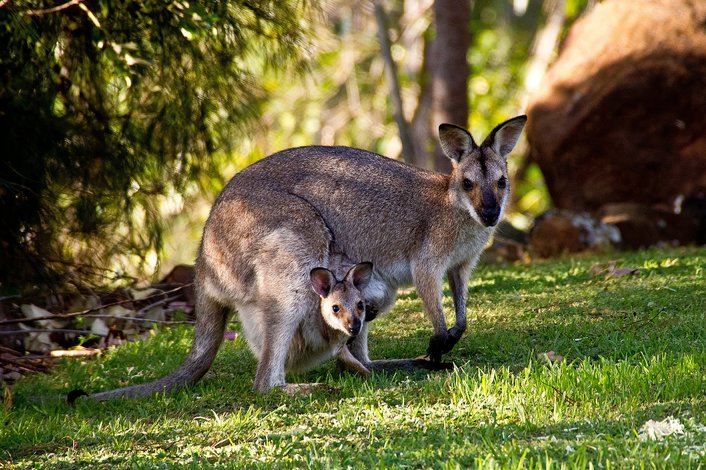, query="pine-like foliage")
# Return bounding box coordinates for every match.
[0,0,311,291]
